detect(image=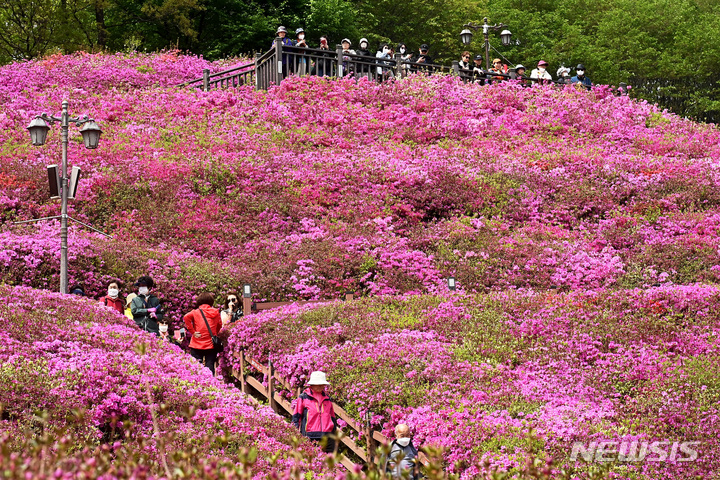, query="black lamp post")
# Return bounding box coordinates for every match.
[24,100,105,294]
[461,18,512,71]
